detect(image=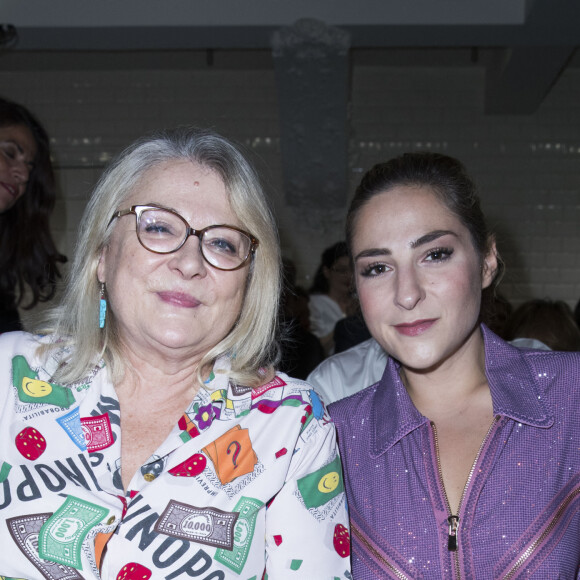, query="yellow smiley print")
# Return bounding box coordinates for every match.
[318,471,340,494]
[21,377,53,398]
